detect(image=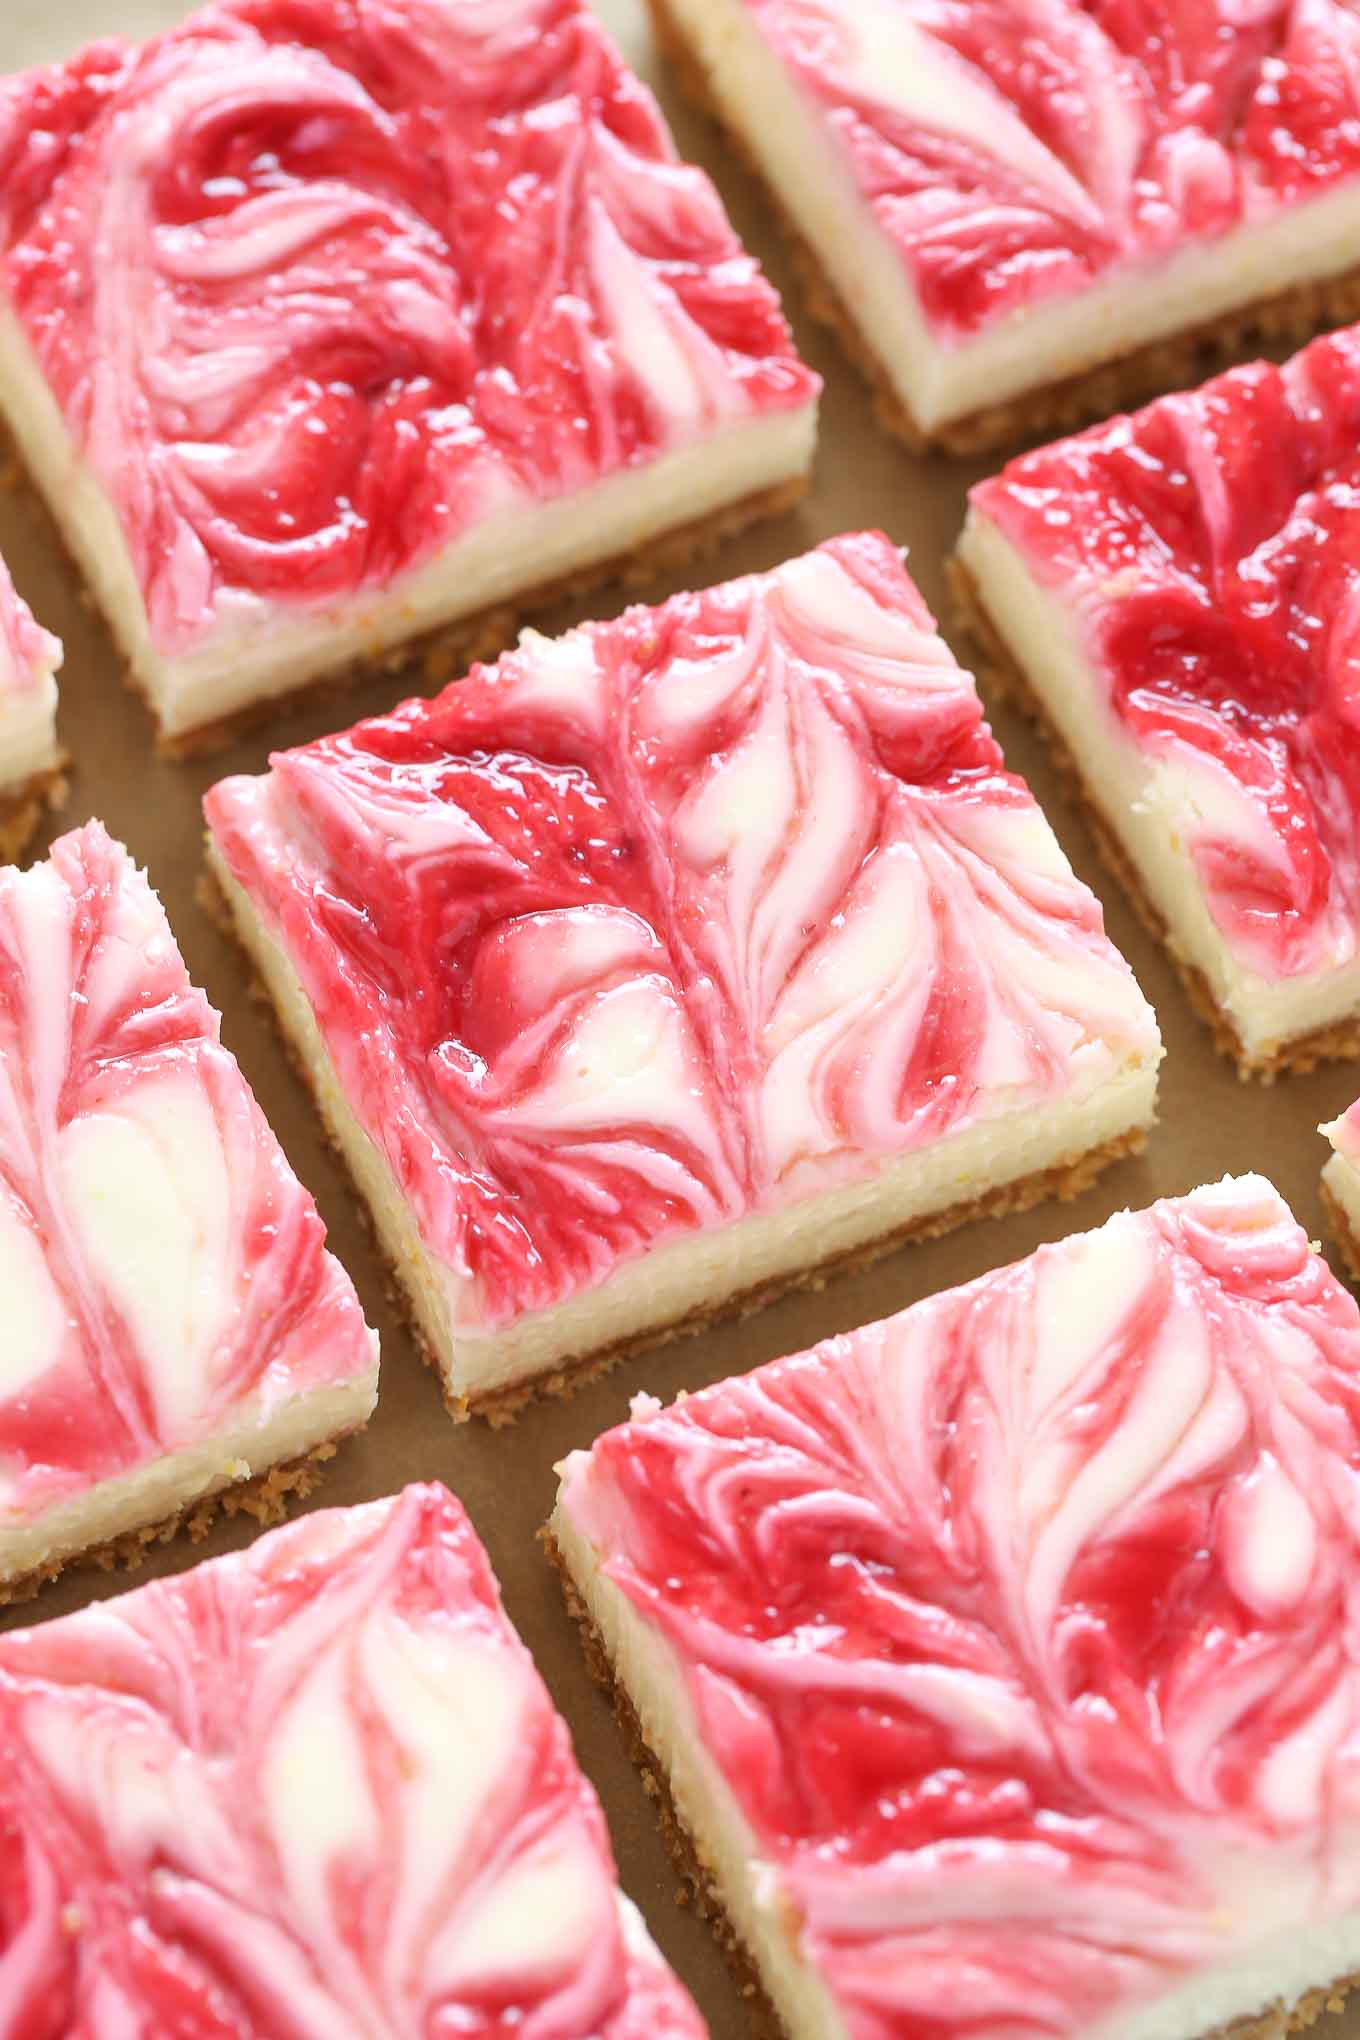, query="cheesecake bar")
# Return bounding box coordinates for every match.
[957,321,1360,1077]
[654,0,1360,451]
[0,820,377,1596]
[0,0,818,751]
[205,531,1161,1417]
[1323,1099,1360,1282]
[553,1174,1360,2040]
[0,549,62,859]
[0,1481,707,2039]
